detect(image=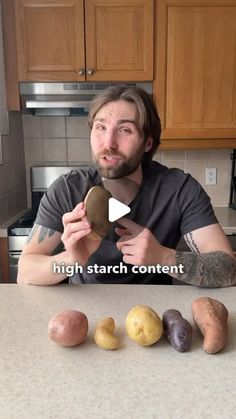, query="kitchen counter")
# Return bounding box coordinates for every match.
[0,209,28,237]
[214,207,236,235]
[0,284,235,419]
